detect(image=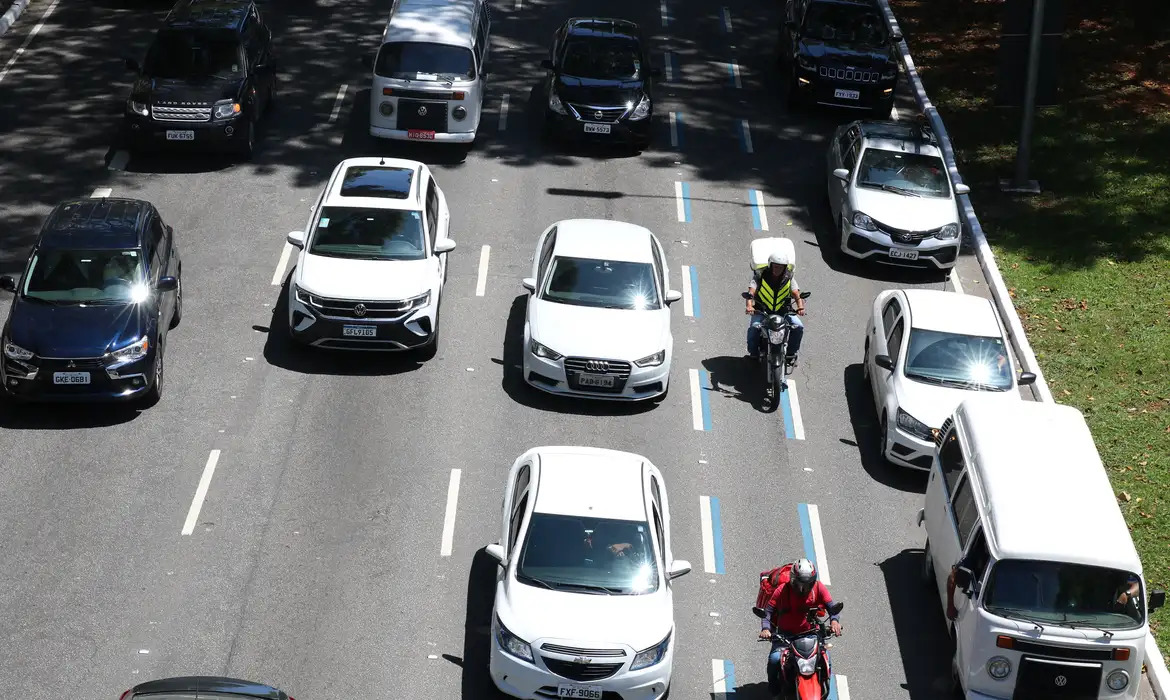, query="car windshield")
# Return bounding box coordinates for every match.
[561,38,642,80]
[984,560,1146,629]
[143,30,242,80]
[542,256,660,310]
[517,513,659,595]
[21,249,148,304]
[374,42,475,81]
[857,148,950,197]
[903,329,1013,390]
[802,1,887,44]
[309,206,426,261]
